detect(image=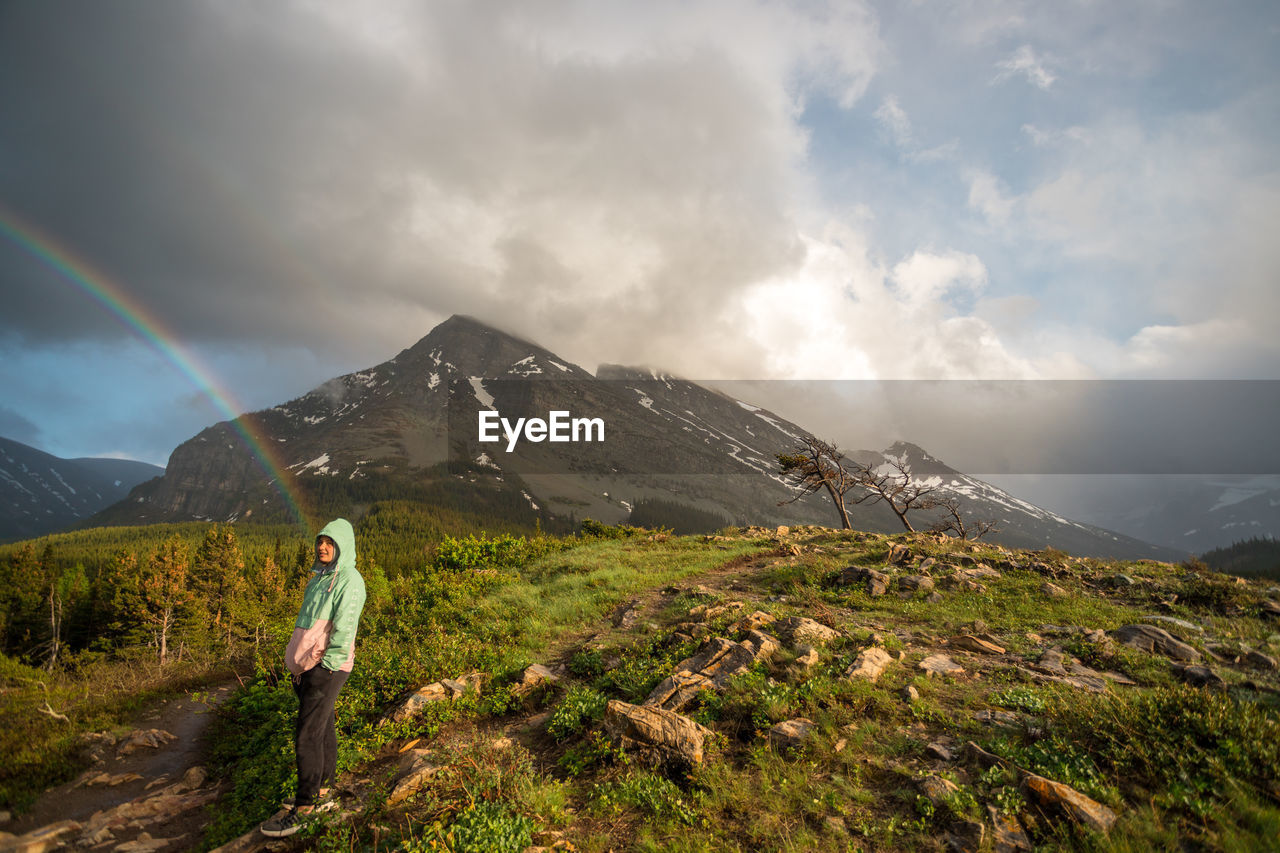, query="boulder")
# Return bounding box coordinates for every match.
[386,673,482,722]
[604,700,713,767]
[1245,650,1278,670]
[945,820,985,853]
[386,751,444,806]
[1172,664,1226,689]
[987,804,1033,853]
[768,717,815,752]
[899,575,935,593]
[1040,582,1067,598]
[838,565,889,595]
[1113,624,1200,662]
[773,616,840,646]
[919,774,959,805]
[845,646,894,683]
[886,543,912,565]
[919,654,965,678]
[514,664,560,694]
[0,820,80,853]
[735,610,777,632]
[1022,774,1117,834]
[644,636,765,711]
[949,635,1006,655]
